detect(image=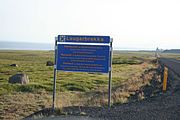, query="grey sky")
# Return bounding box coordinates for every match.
[0,0,180,50]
